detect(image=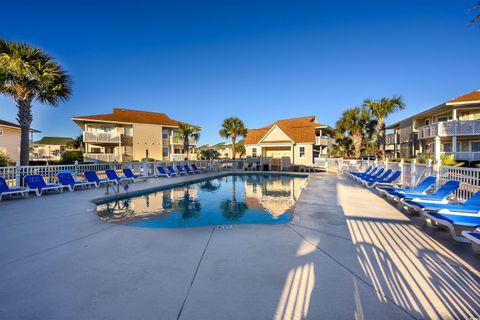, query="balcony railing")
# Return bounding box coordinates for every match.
[84,131,123,143]
[171,136,197,146]
[385,134,399,145]
[418,120,480,139]
[315,136,334,146]
[84,153,122,163]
